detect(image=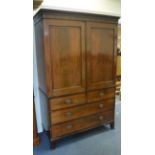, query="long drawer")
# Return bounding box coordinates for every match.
[87,87,115,103]
[52,111,114,138]
[49,94,86,111]
[51,98,114,124]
